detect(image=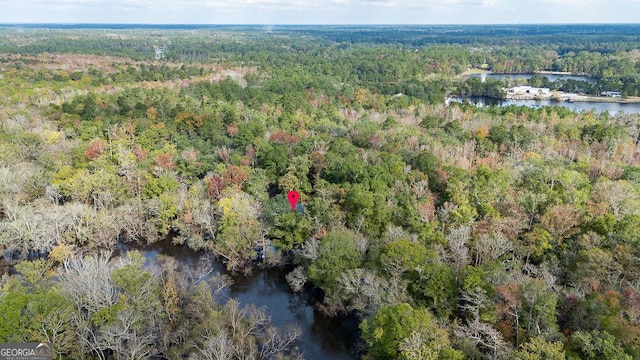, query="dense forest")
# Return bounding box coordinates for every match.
[1,25,640,359]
